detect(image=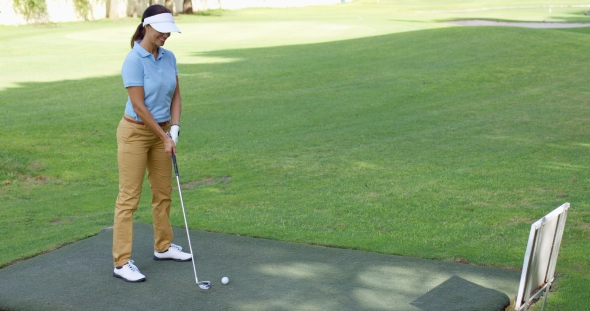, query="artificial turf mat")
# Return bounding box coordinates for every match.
[0,223,520,310]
